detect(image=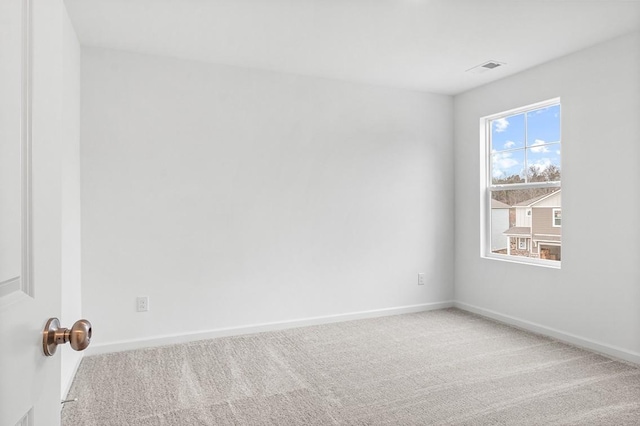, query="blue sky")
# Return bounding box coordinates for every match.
[491,104,561,180]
